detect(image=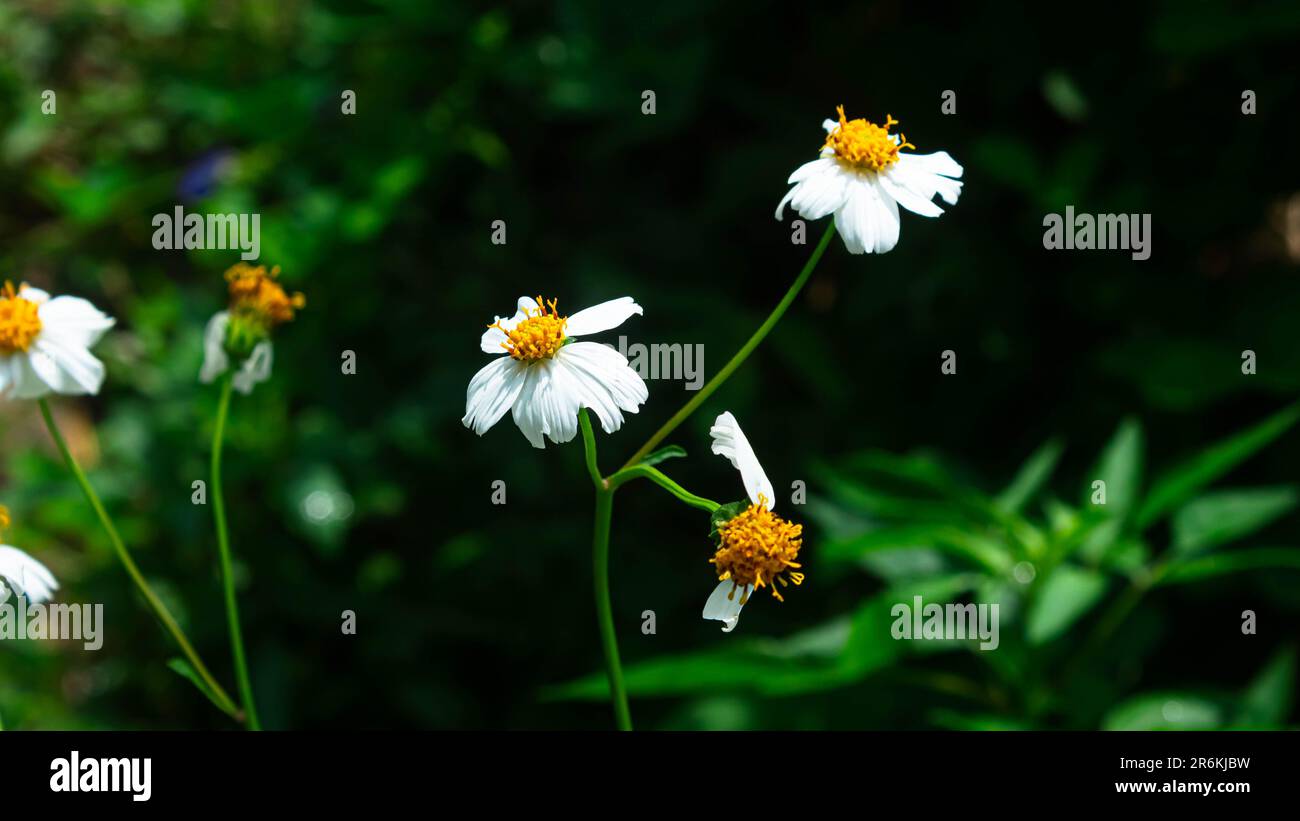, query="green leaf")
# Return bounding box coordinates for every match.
[1171,486,1297,556]
[1083,418,1143,520]
[1136,402,1300,529]
[1234,649,1295,728]
[1158,548,1300,585]
[166,658,226,713]
[997,438,1064,513]
[1025,565,1109,645]
[822,524,1012,574]
[543,576,978,701]
[1103,693,1222,730]
[637,444,686,468]
[929,710,1034,731]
